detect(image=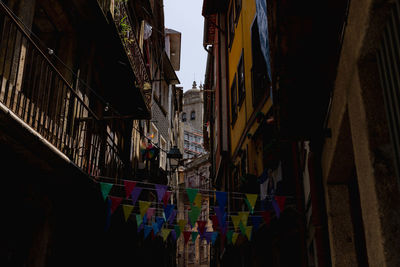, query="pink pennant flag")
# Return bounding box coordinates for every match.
[146,208,156,220]
[110,196,123,214]
[123,180,137,199]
